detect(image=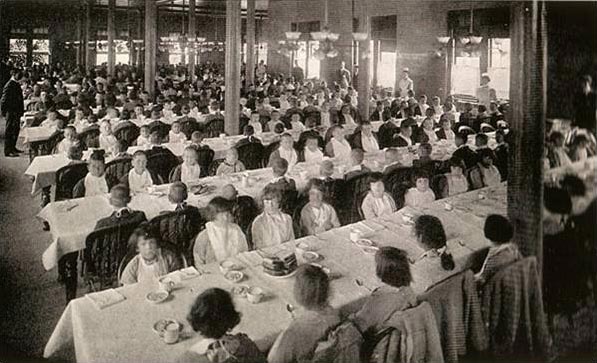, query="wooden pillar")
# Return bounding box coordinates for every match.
[144,0,157,96]
[507,0,547,270]
[357,4,370,120]
[188,0,196,83]
[245,0,256,87]
[107,0,116,76]
[372,40,379,87]
[84,0,92,69]
[76,9,82,67]
[225,0,241,135]
[137,9,143,69]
